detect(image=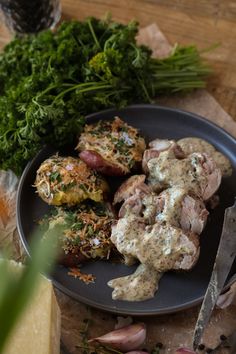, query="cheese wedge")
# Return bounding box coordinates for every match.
[2,262,61,354]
